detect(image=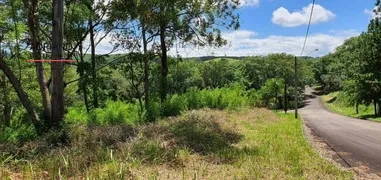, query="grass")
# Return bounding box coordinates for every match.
[322,92,381,122]
[0,108,352,179]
